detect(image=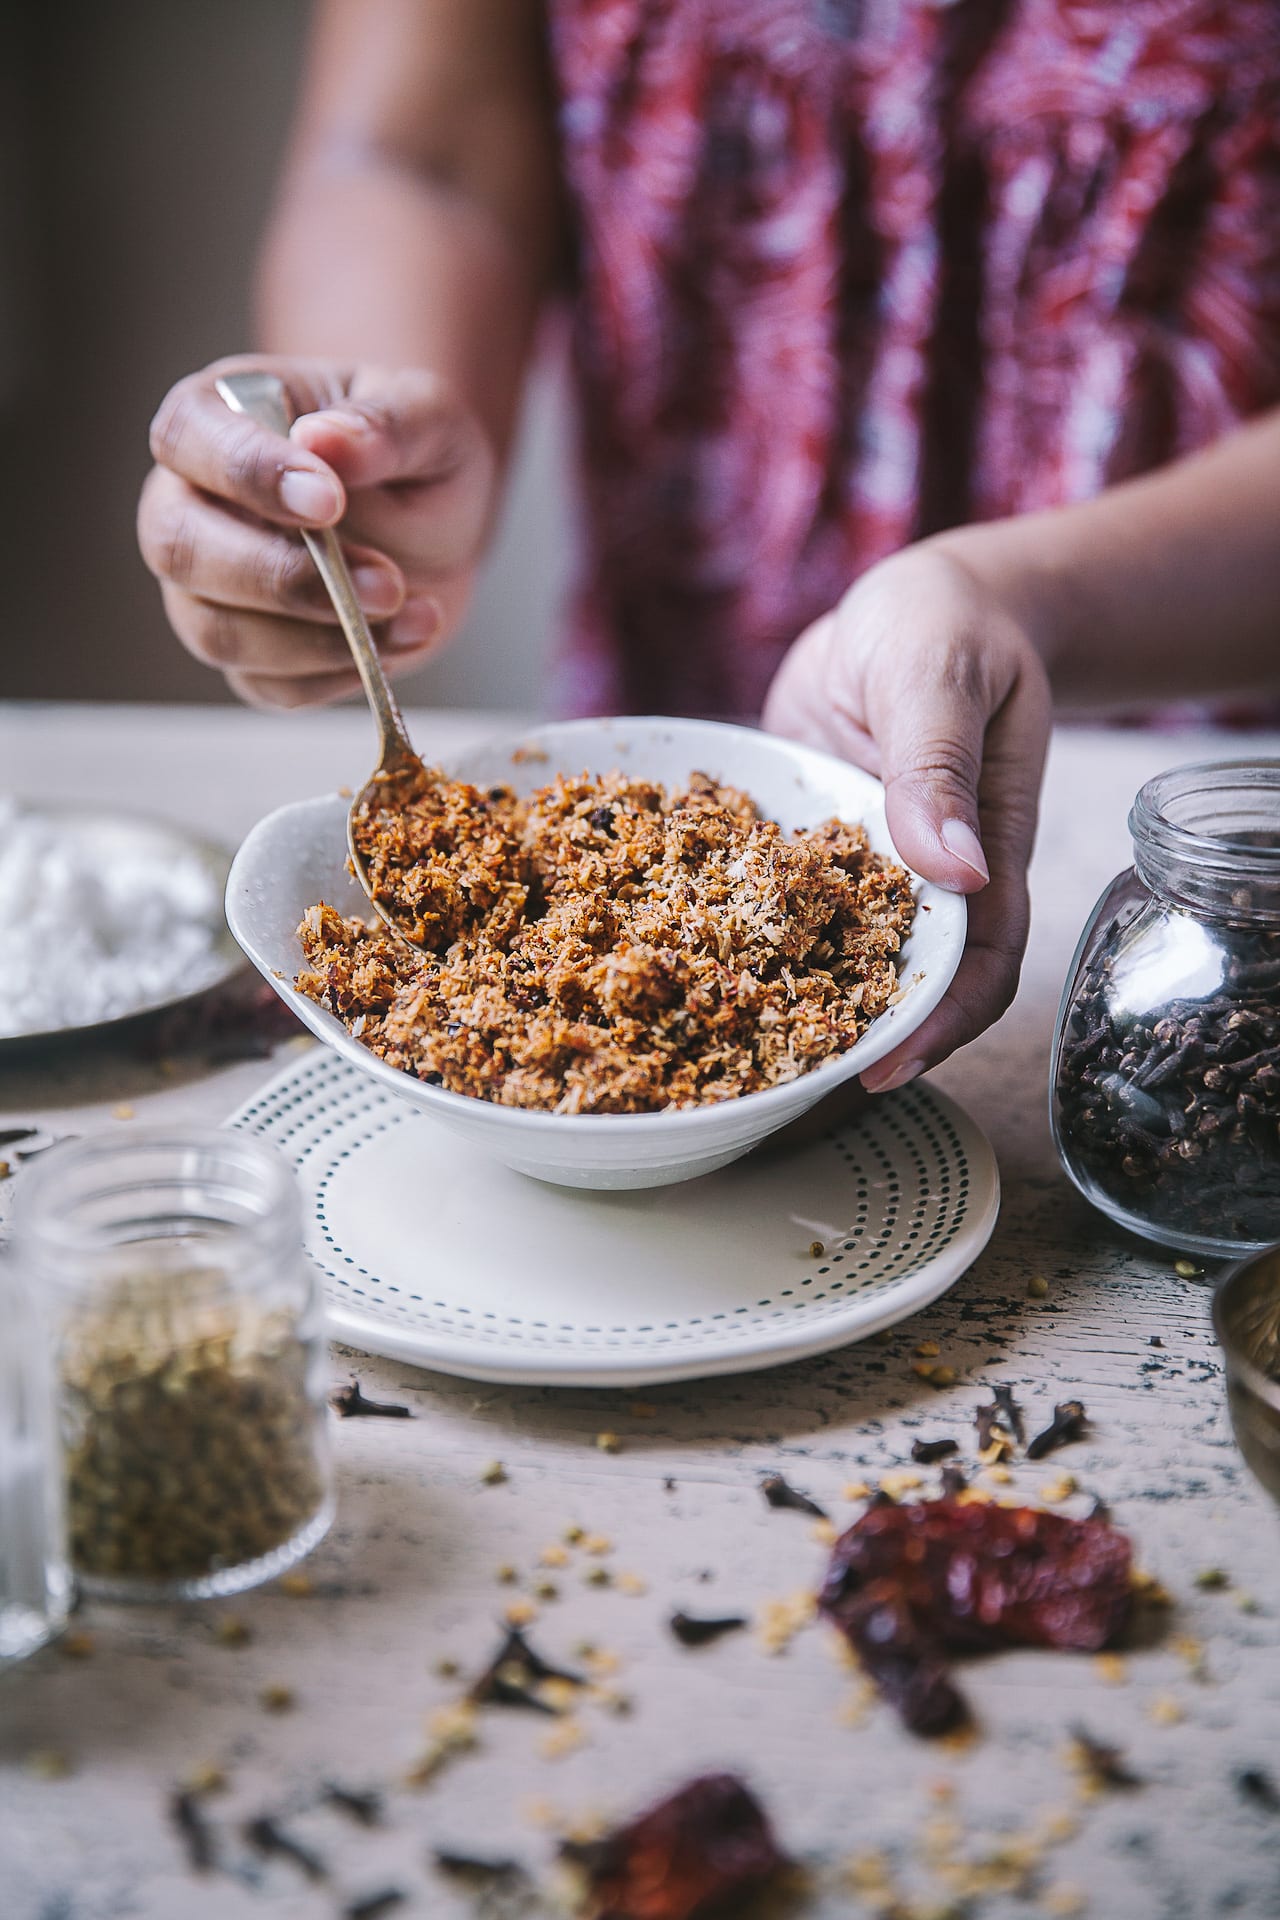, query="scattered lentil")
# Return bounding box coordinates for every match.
[540,1718,588,1760]
[1148,1695,1185,1726]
